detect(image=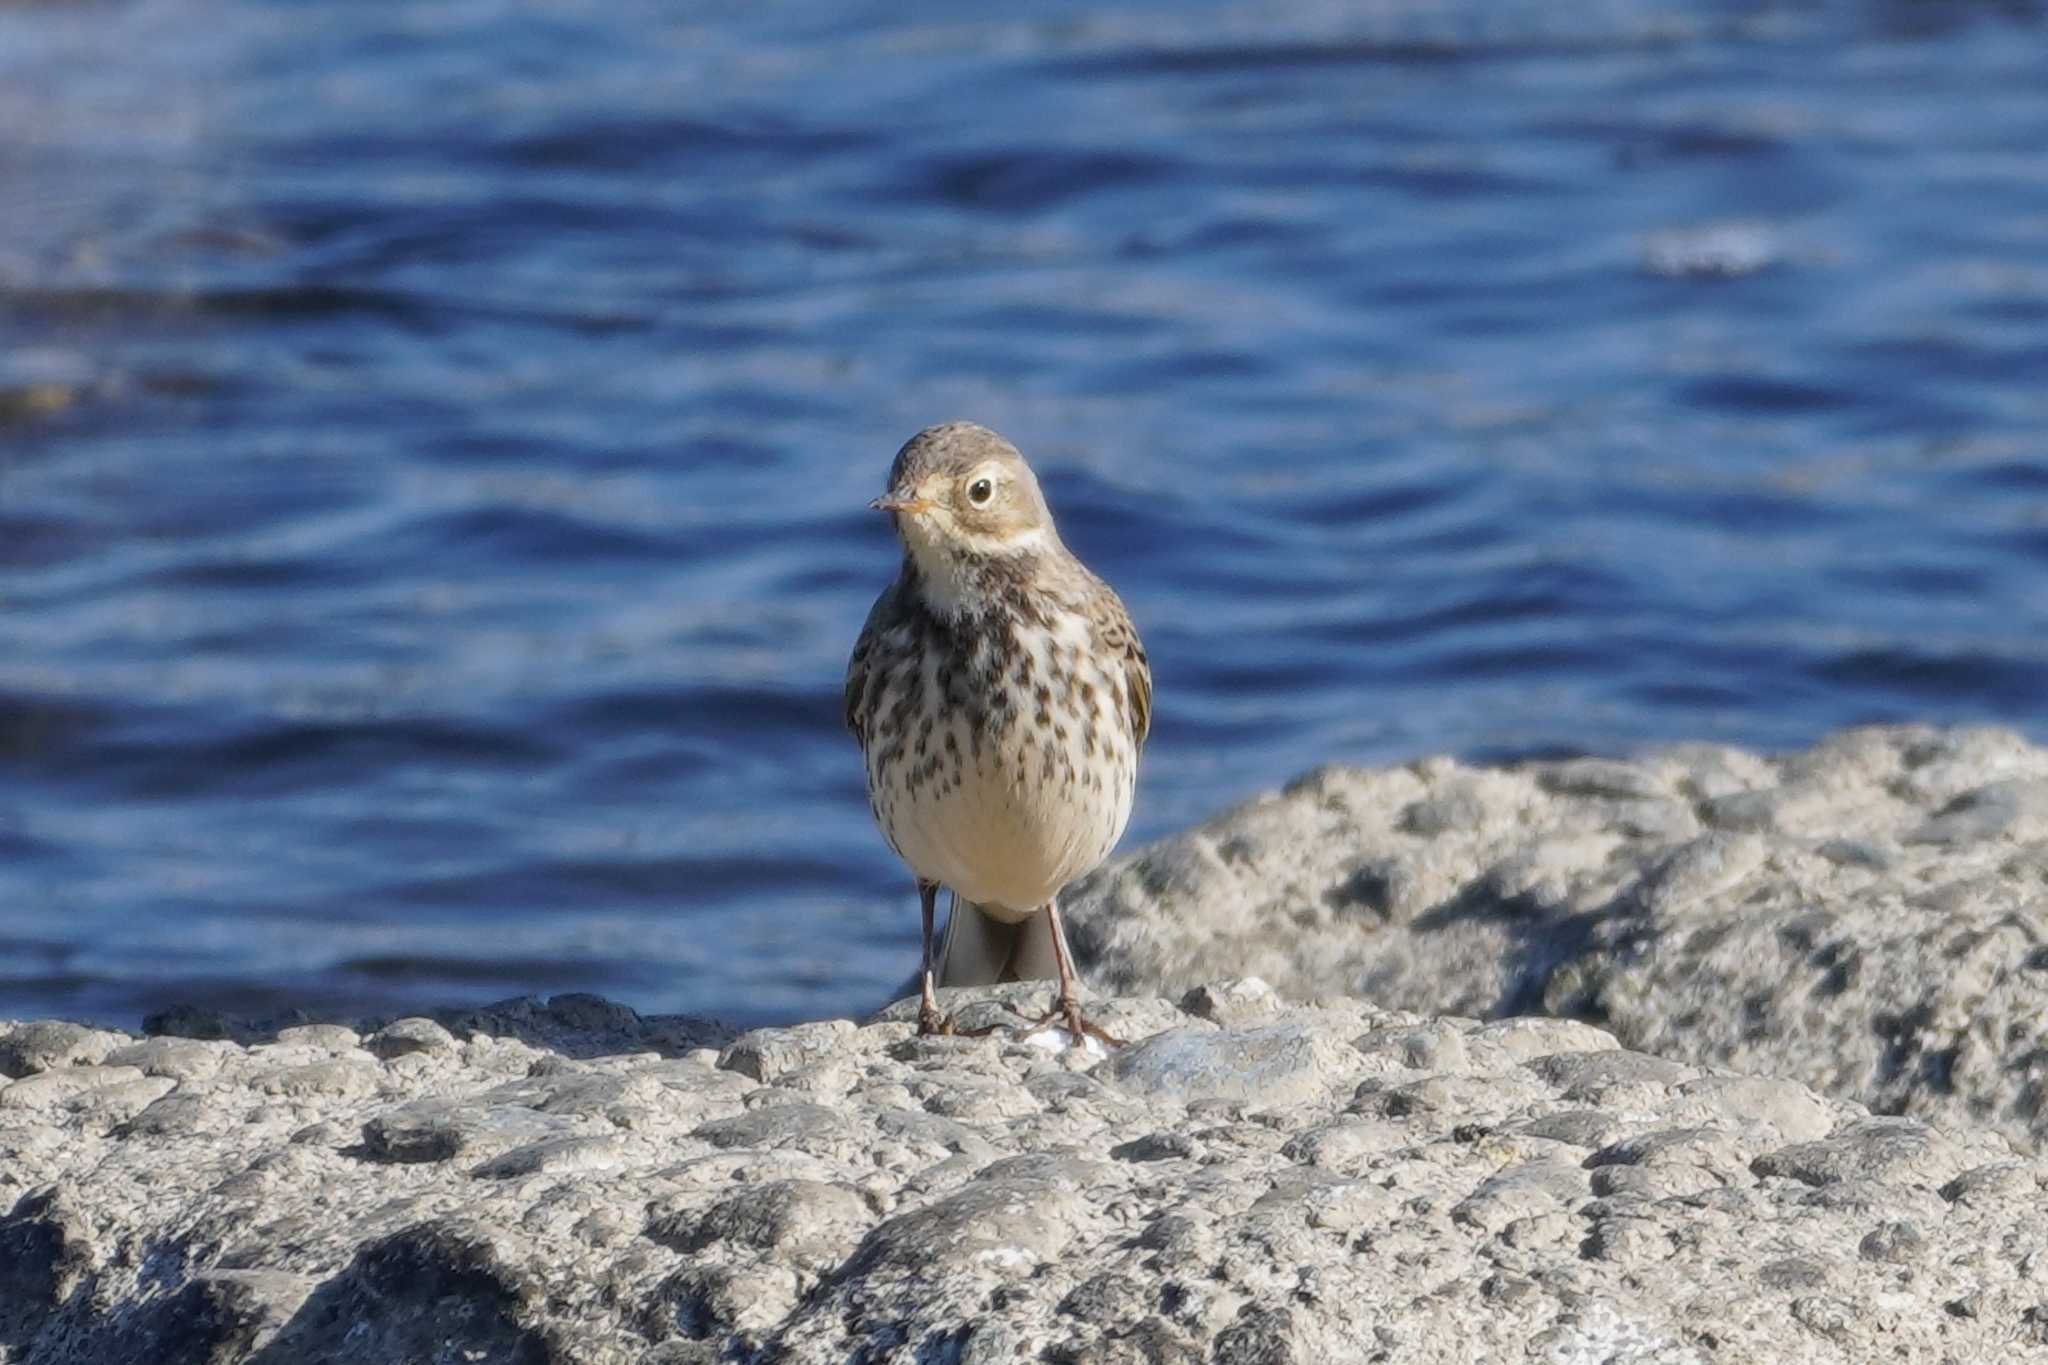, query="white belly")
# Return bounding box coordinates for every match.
[876,740,1134,916]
